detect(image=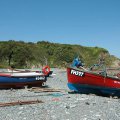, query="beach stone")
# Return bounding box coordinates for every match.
[0,68,120,120]
[65,105,70,109]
